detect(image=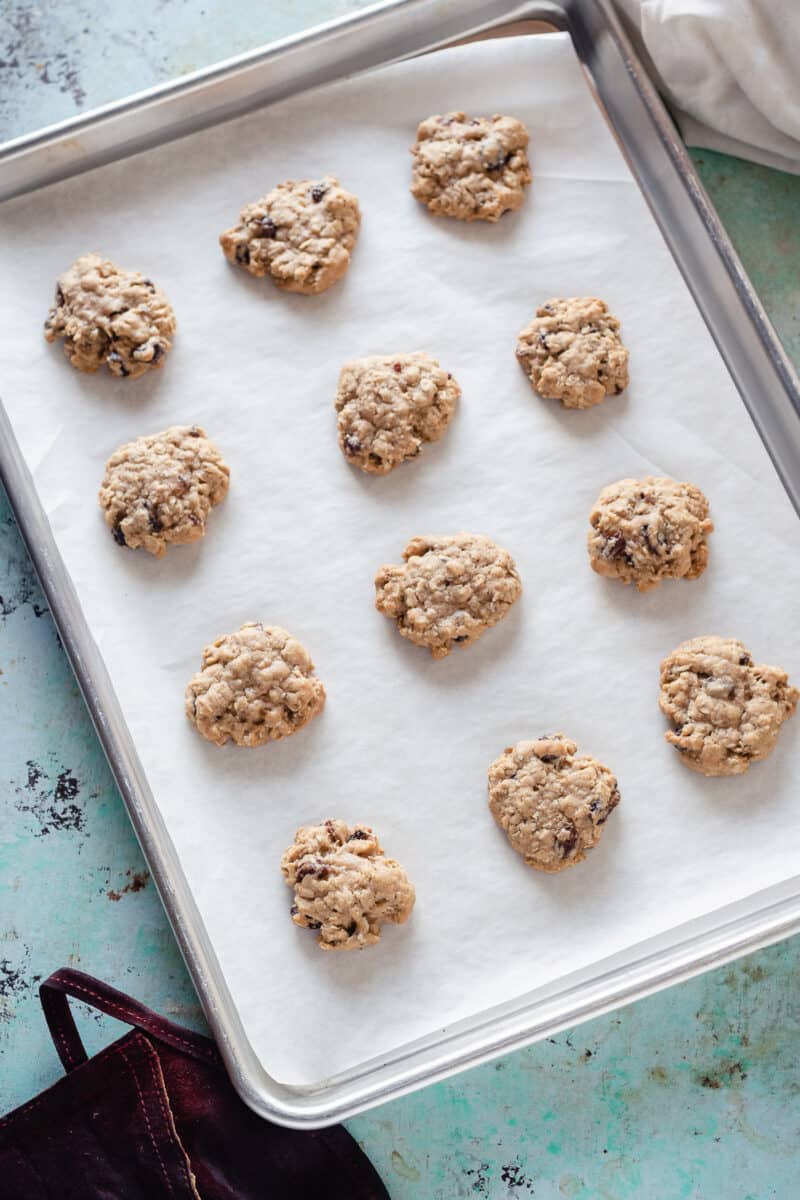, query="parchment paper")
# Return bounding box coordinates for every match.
[1,34,799,1086]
